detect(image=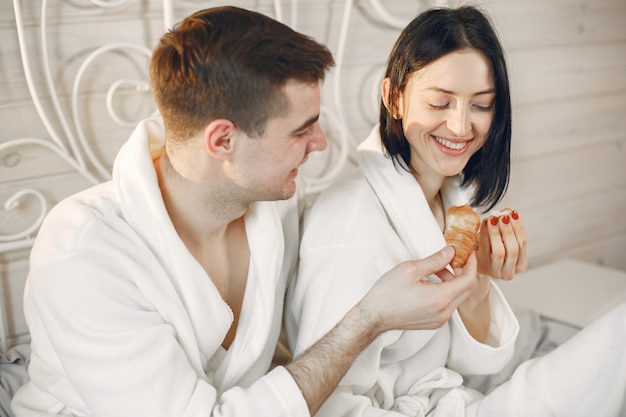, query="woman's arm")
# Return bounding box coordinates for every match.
[460,209,527,343]
[457,265,492,343]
